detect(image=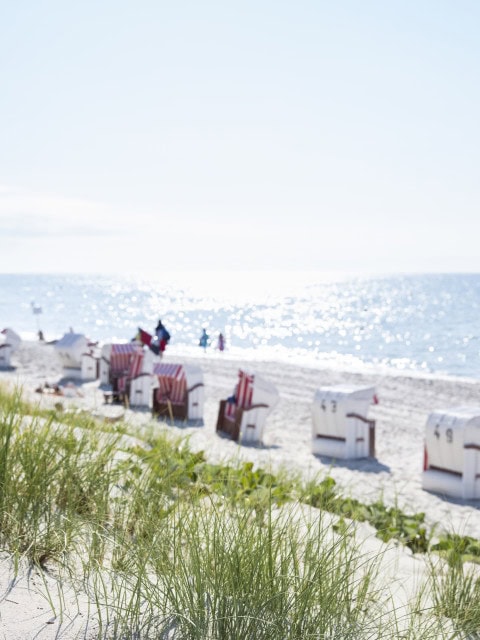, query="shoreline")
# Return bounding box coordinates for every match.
[12,330,480,386]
